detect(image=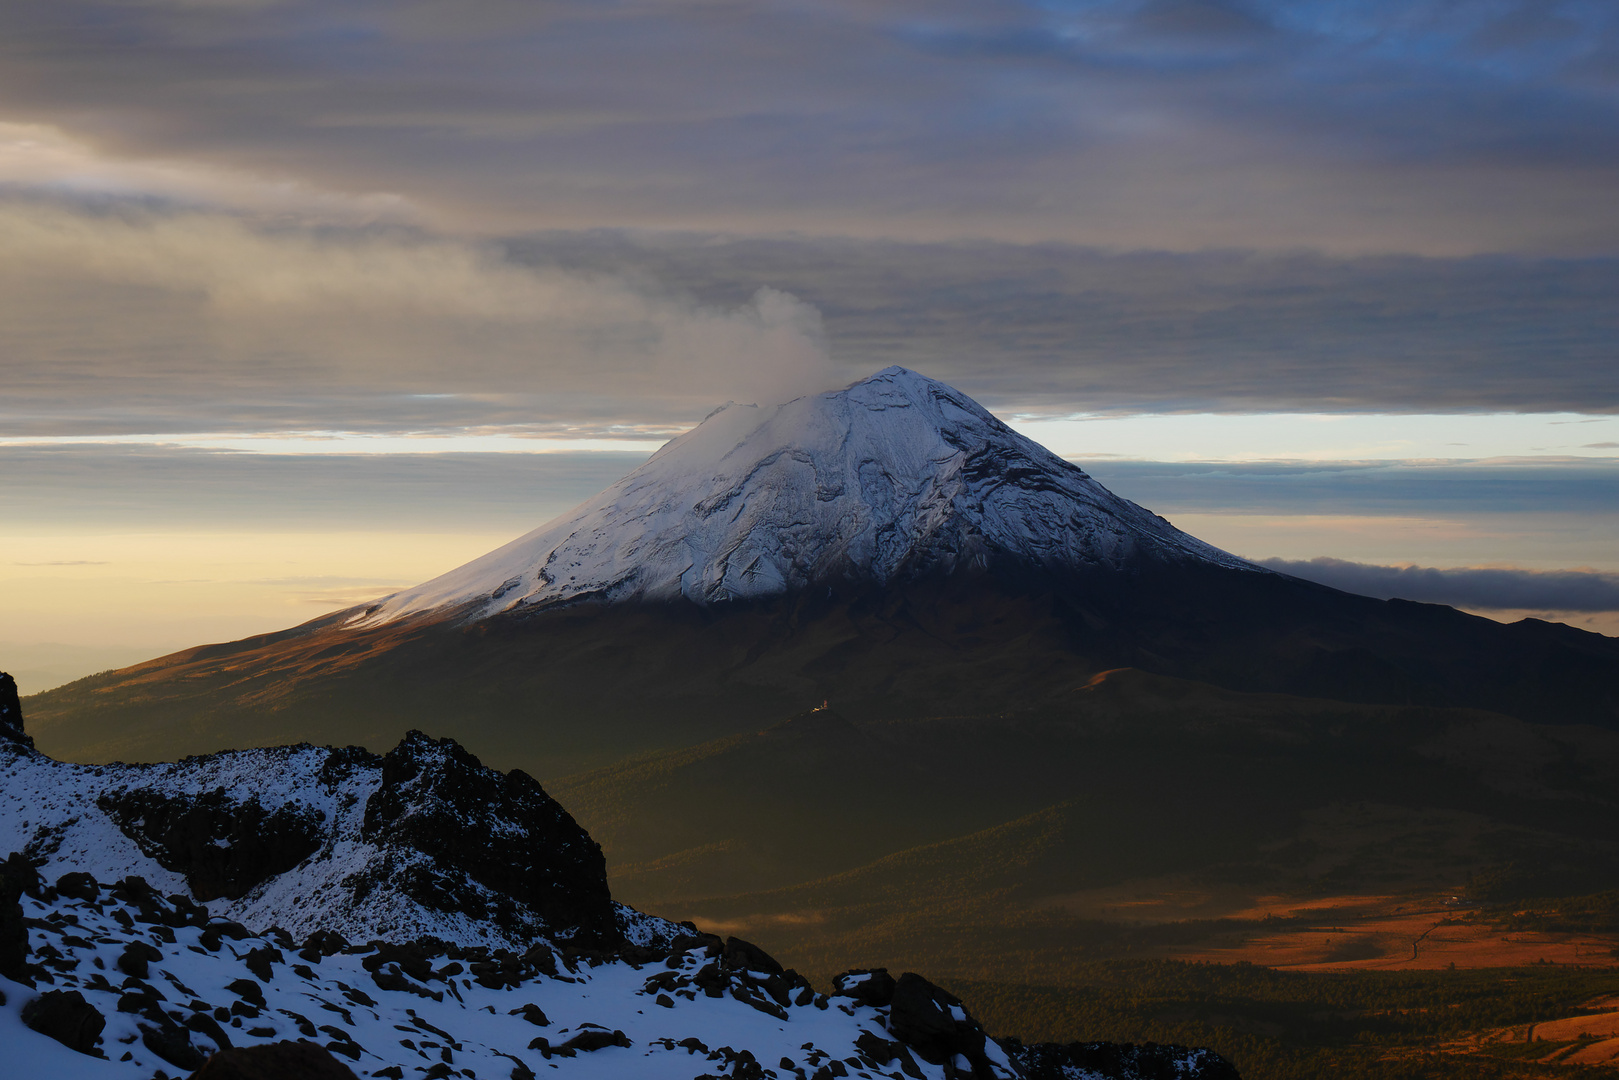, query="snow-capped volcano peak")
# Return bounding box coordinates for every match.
[355,367,1253,625]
